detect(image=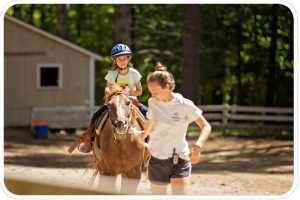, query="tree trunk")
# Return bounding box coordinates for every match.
[56,4,69,39]
[28,5,35,24]
[288,15,293,62]
[236,5,243,105]
[113,5,133,47]
[40,5,46,30]
[181,5,201,103]
[13,5,21,18]
[265,4,278,106]
[76,5,83,38]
